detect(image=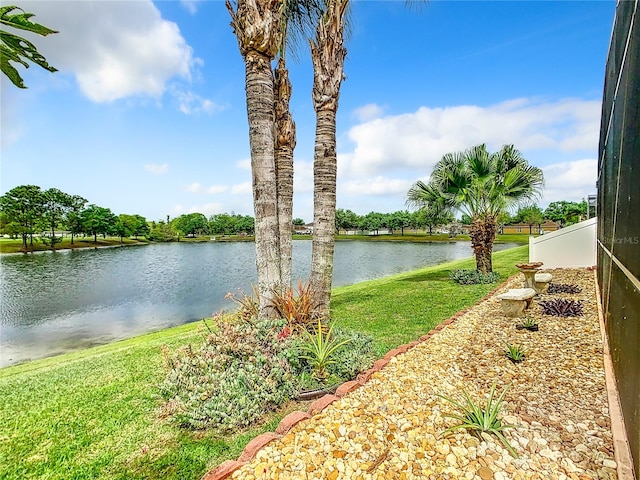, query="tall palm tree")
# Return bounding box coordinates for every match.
[309,0,348,317]
[407,144,544,273]
[227,0,285,315]
[274,56,295,290]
